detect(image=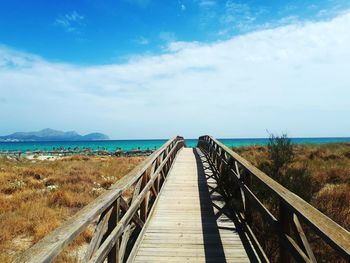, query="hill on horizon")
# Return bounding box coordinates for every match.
[0,128,109,142]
